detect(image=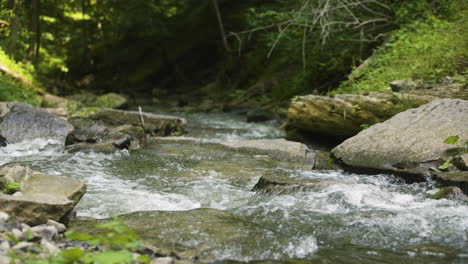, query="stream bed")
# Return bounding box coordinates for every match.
[1,110,467,263]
